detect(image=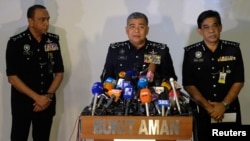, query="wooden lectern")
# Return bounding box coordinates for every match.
[81,116,192,141]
